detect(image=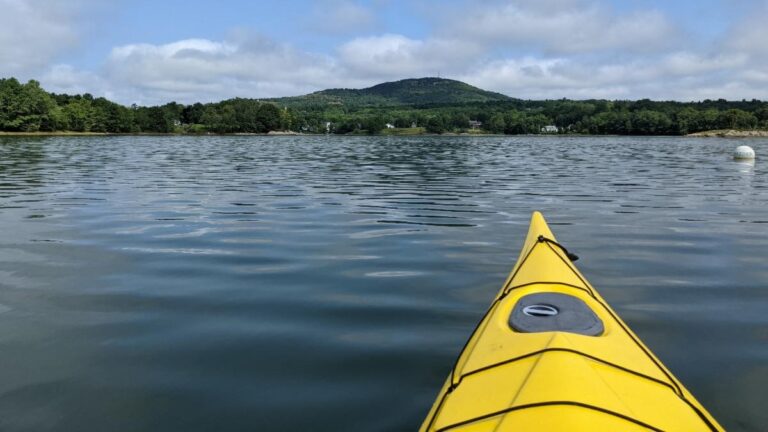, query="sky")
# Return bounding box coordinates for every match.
[2,0,767,105]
